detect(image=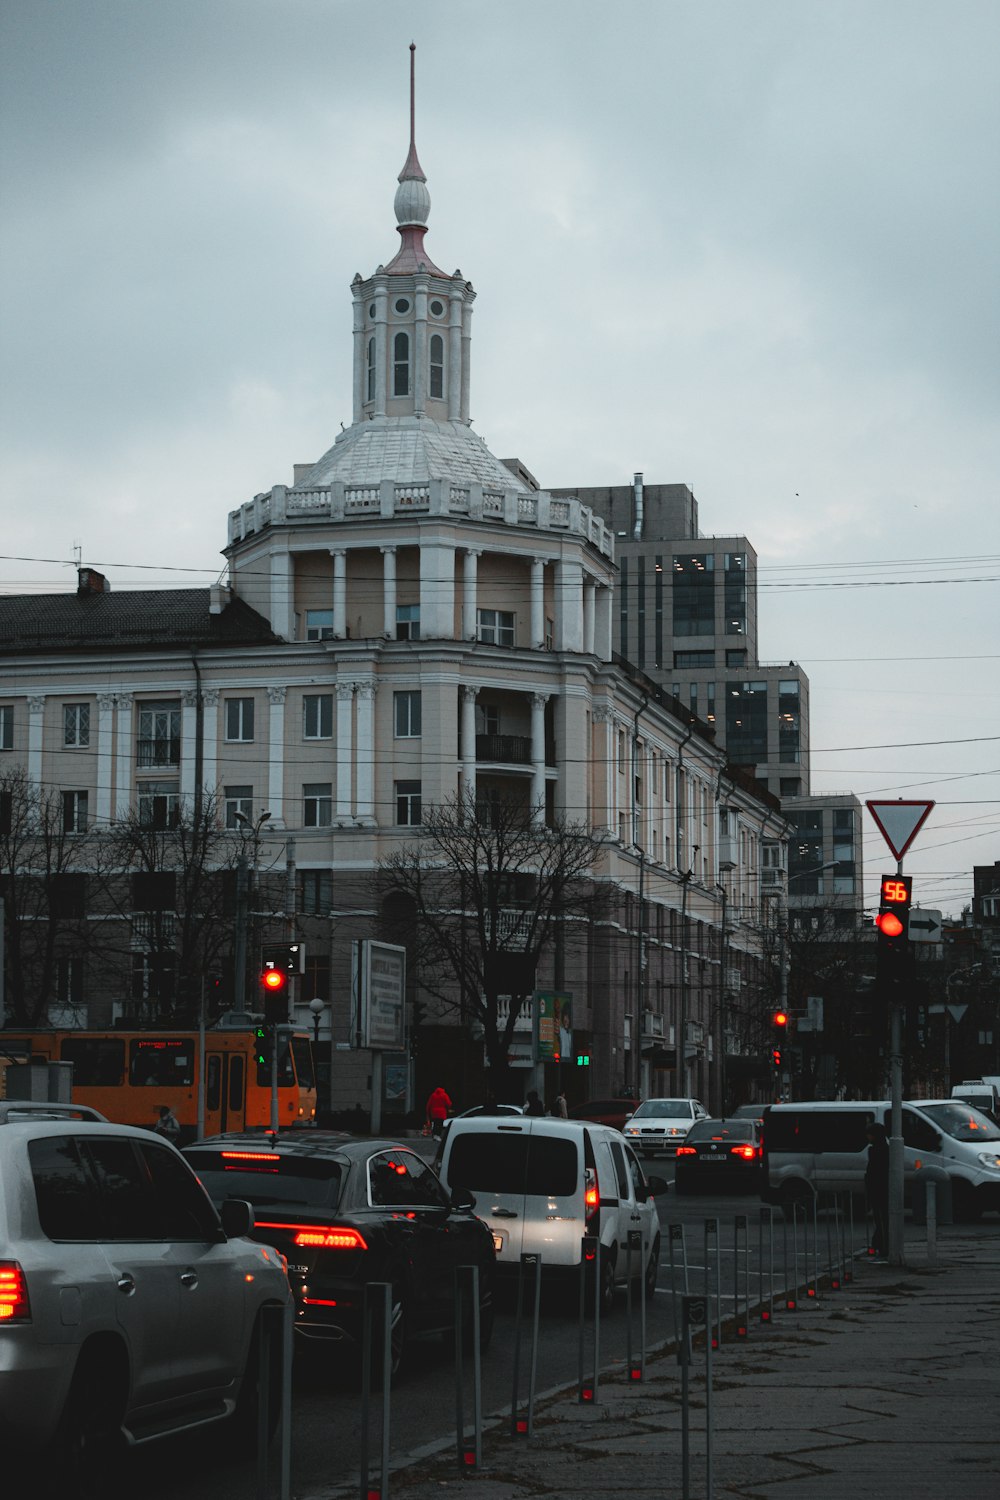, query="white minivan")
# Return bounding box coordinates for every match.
[762,1098,1000,1220]
[436,1116,666,1305]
